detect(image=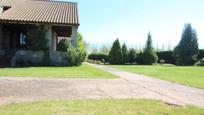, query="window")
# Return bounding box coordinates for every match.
[19,33,26,45]
[57,37,71,43]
